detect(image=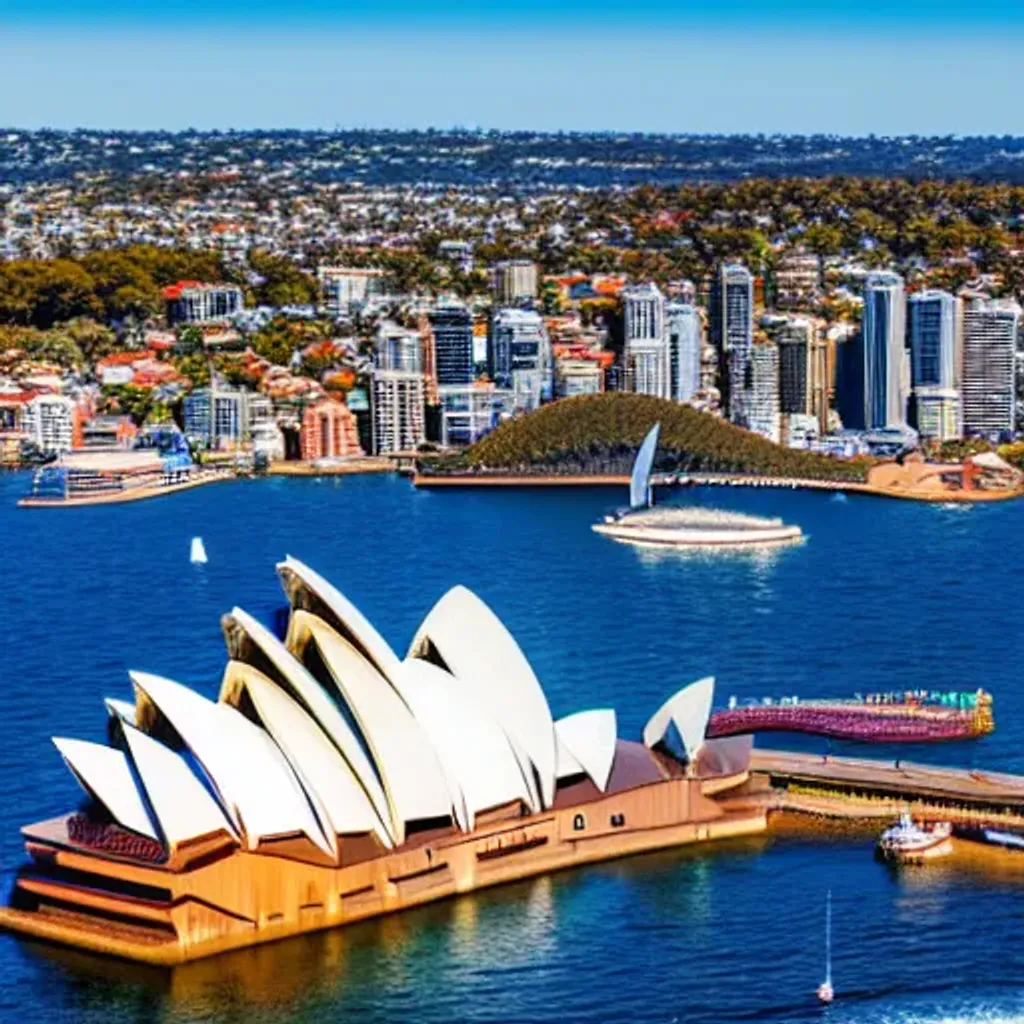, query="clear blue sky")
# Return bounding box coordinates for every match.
[2,1,1023,134]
